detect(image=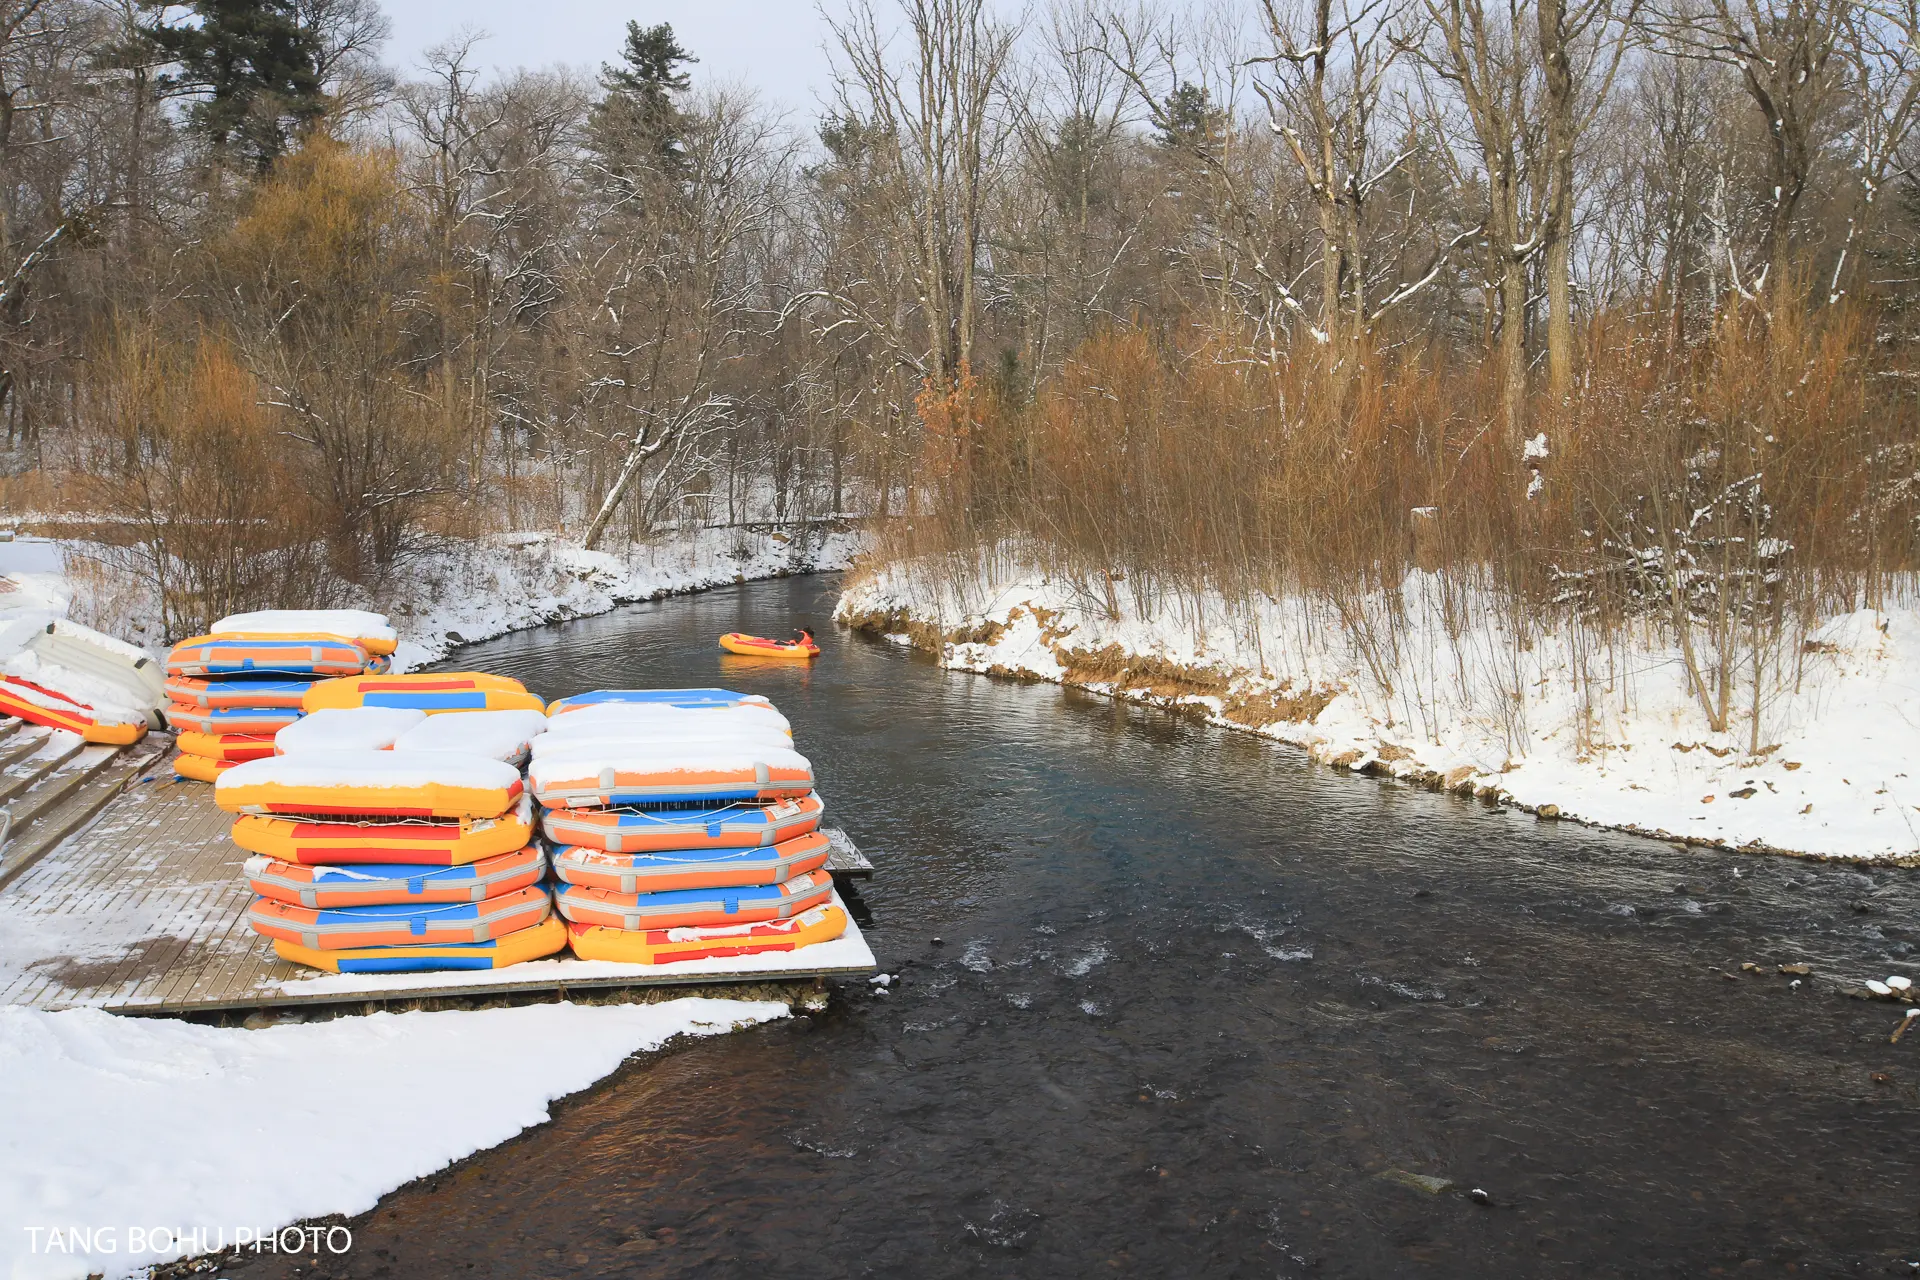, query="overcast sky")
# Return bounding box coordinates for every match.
[384,2,842,117]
